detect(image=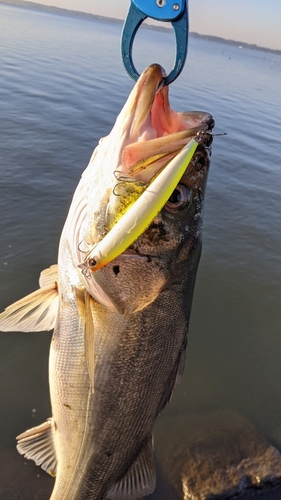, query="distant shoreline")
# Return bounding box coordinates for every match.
[1,0,281,56]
